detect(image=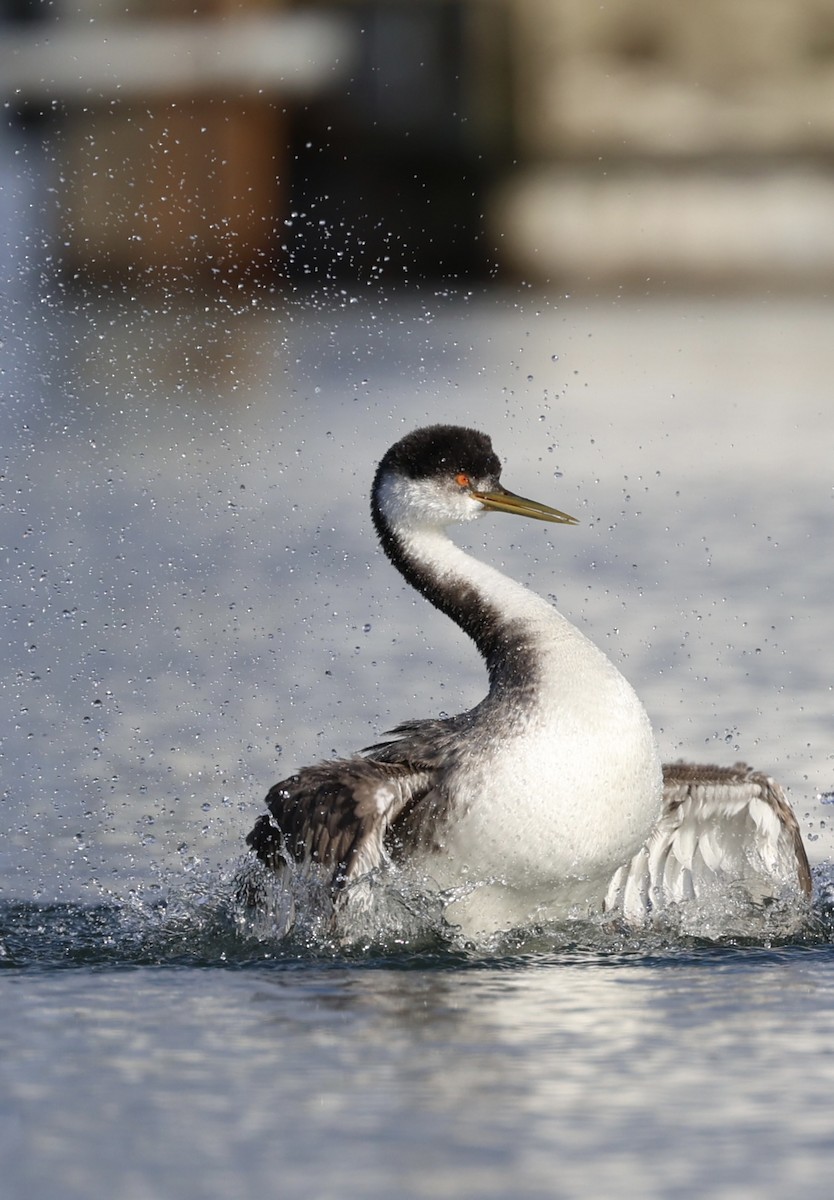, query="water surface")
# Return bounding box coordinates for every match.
[4,896,834,1200]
